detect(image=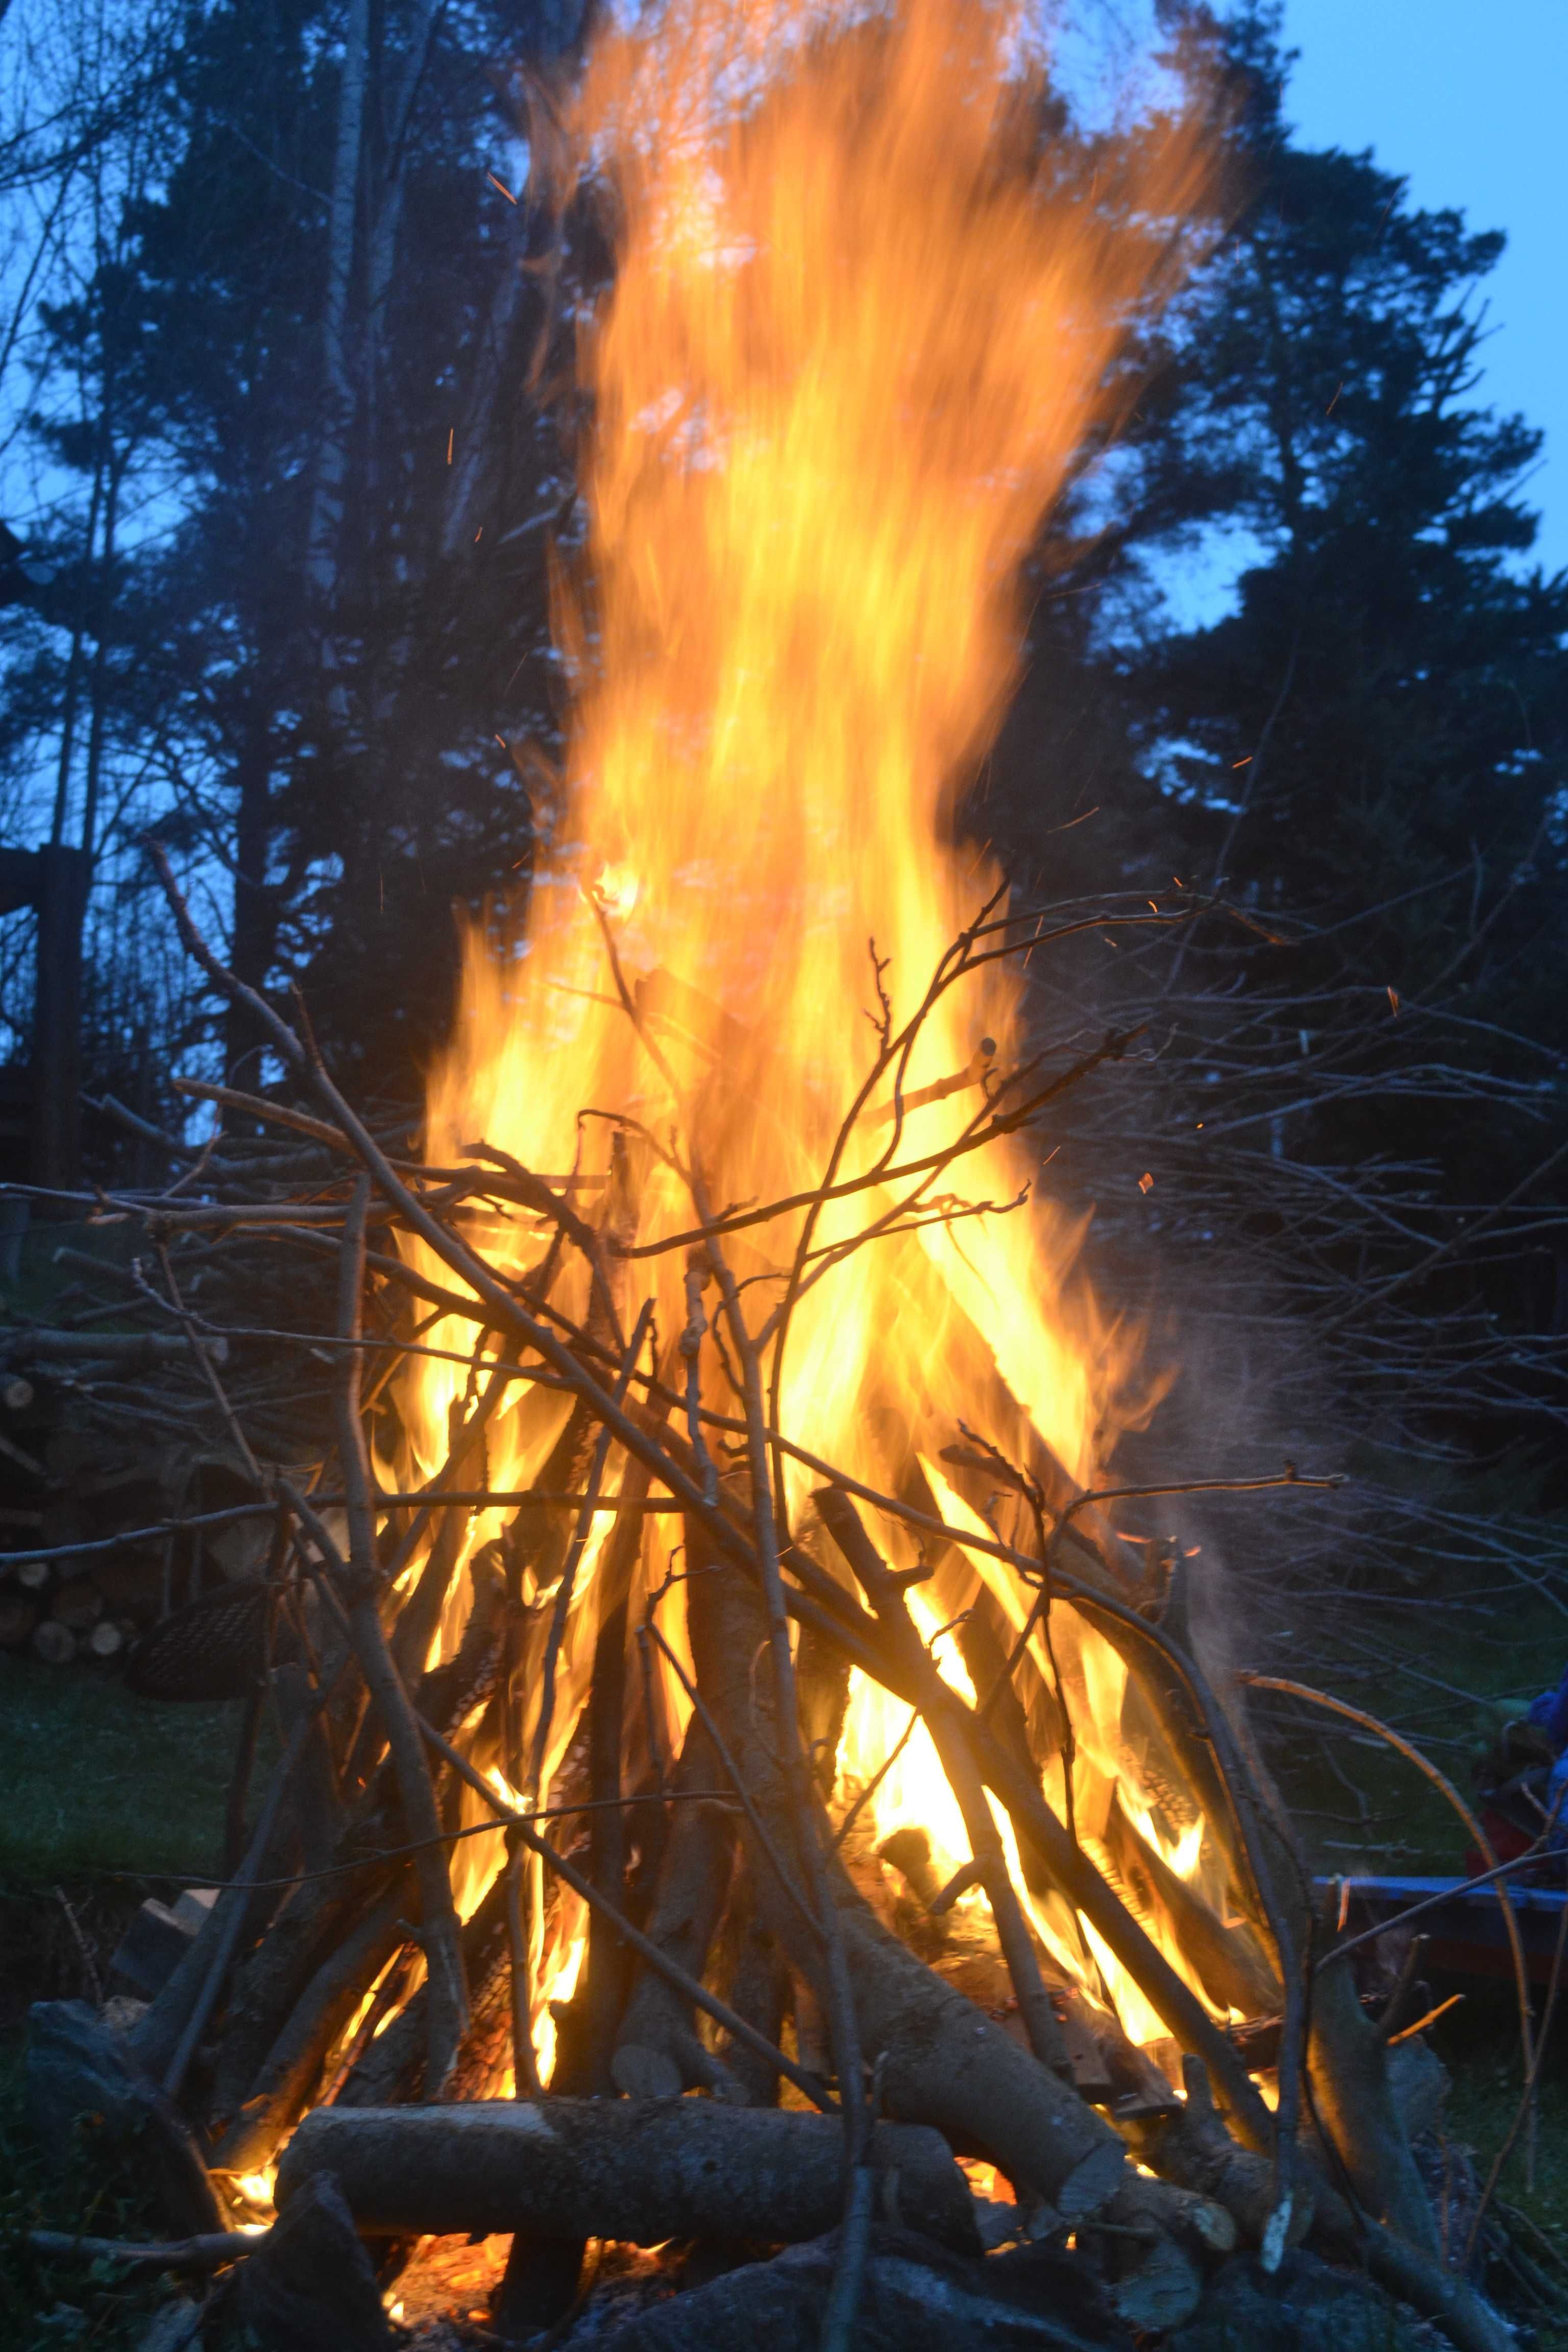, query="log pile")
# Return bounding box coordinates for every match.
[9,863,1544,2352]
[0,1345,318,1671]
